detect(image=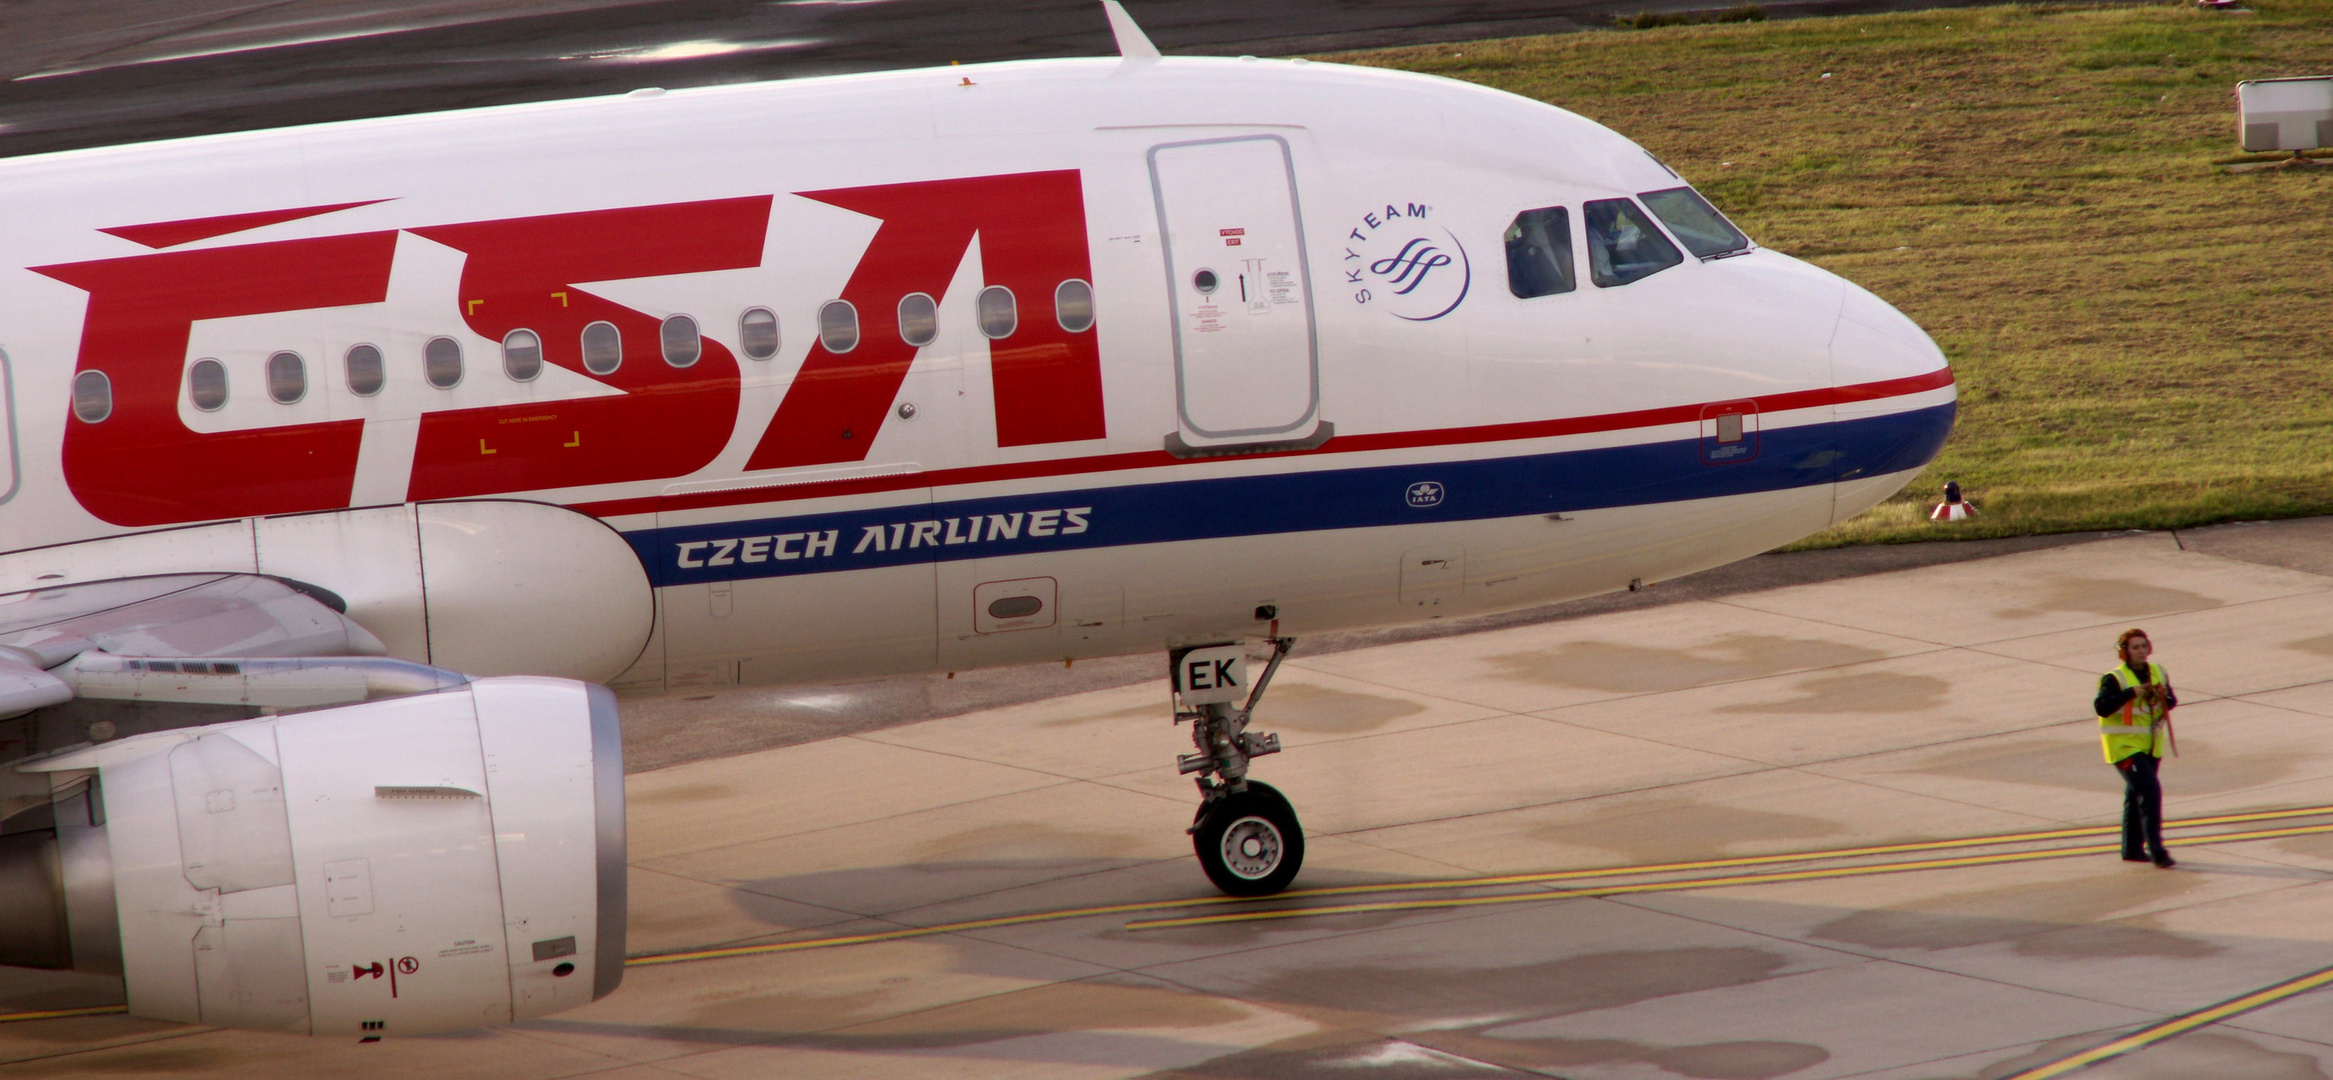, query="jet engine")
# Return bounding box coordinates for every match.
[0,677,624,1036]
